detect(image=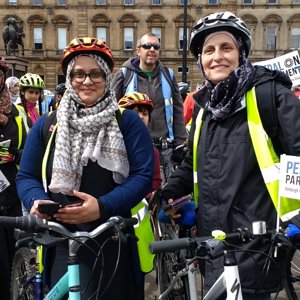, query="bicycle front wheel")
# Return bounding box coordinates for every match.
[285,248,300,300]
[10,247,36,300]
[157,251,189,300]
